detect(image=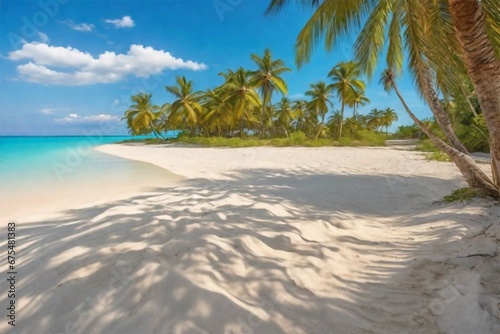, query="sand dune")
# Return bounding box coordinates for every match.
[1,145,499,334]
